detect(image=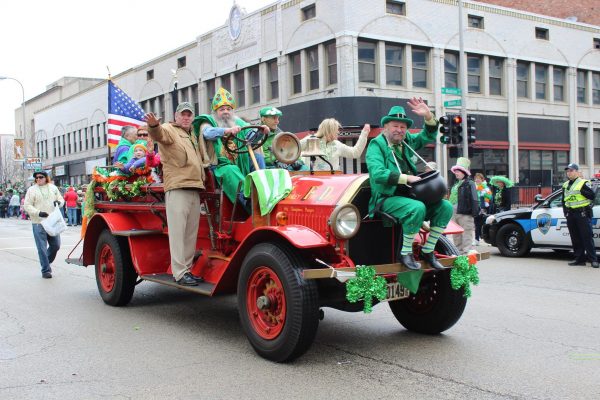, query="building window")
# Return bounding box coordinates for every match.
[553,67,565,102]
[386,1,405,16]
[593,72,600,105]
[579,128,587,165]
[577,70,587,103]
[358,40,377,84]
[206,79,215,111]
[102,123,107,146]
[302,4,315,21]
[177,56,186,68]
[220,74,231,92]
[468,14,484,29]
[290,52,302,94]
[52,138,56,157]
[62,135,66,156]
[307,46,319,91]
[96,124,101,148]
[84,127,88,150]
[191,84,199,115]
[444,52,458,88]
[146,70,154,80]
[595,129,600,164]
[325,42,337,85]
[535,27,549,40]
[267,60,279,100]
[517,61,529,98]
[489,57,503,95]
[67,133,71,154]
[235,70,245,108]
[249,66,260,104]
[535,64,548,100]
[467,54,481,93]
[78,129,82,152]
[412,47,429,88]
[385,43,403,86]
